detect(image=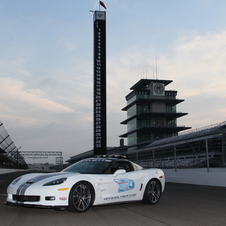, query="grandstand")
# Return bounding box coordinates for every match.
[0,121,28,169]
[127,121,226,169]
[67,121,226,170]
